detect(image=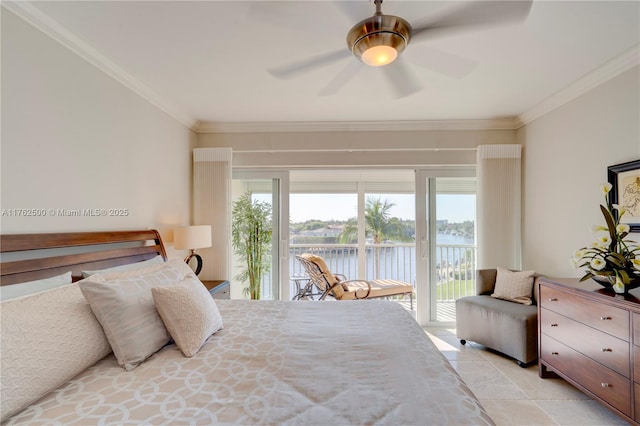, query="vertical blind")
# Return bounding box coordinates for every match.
[476,145,522,270]
[193,147,232,280]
